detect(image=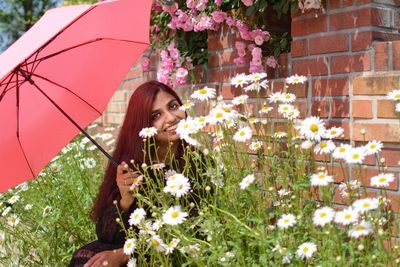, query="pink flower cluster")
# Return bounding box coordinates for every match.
[157,42,189,87]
